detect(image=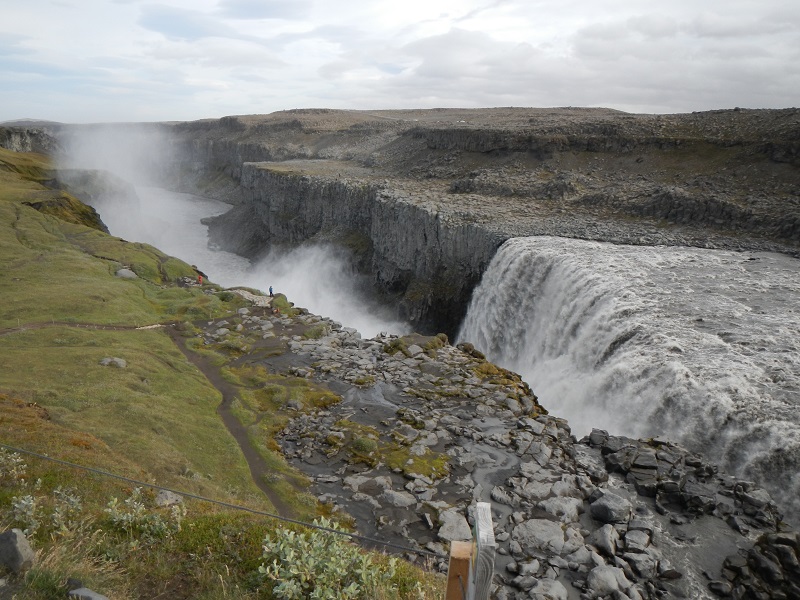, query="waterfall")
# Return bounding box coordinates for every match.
[458,236,800,524]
